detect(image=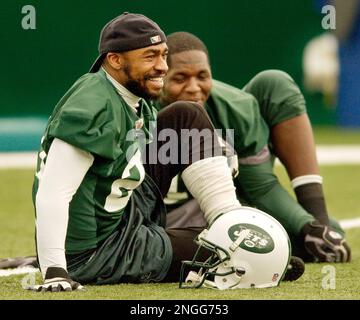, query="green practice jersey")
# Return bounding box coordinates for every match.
[158,76,315,236]
[33,69,157,254]
[206,79,270,159]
